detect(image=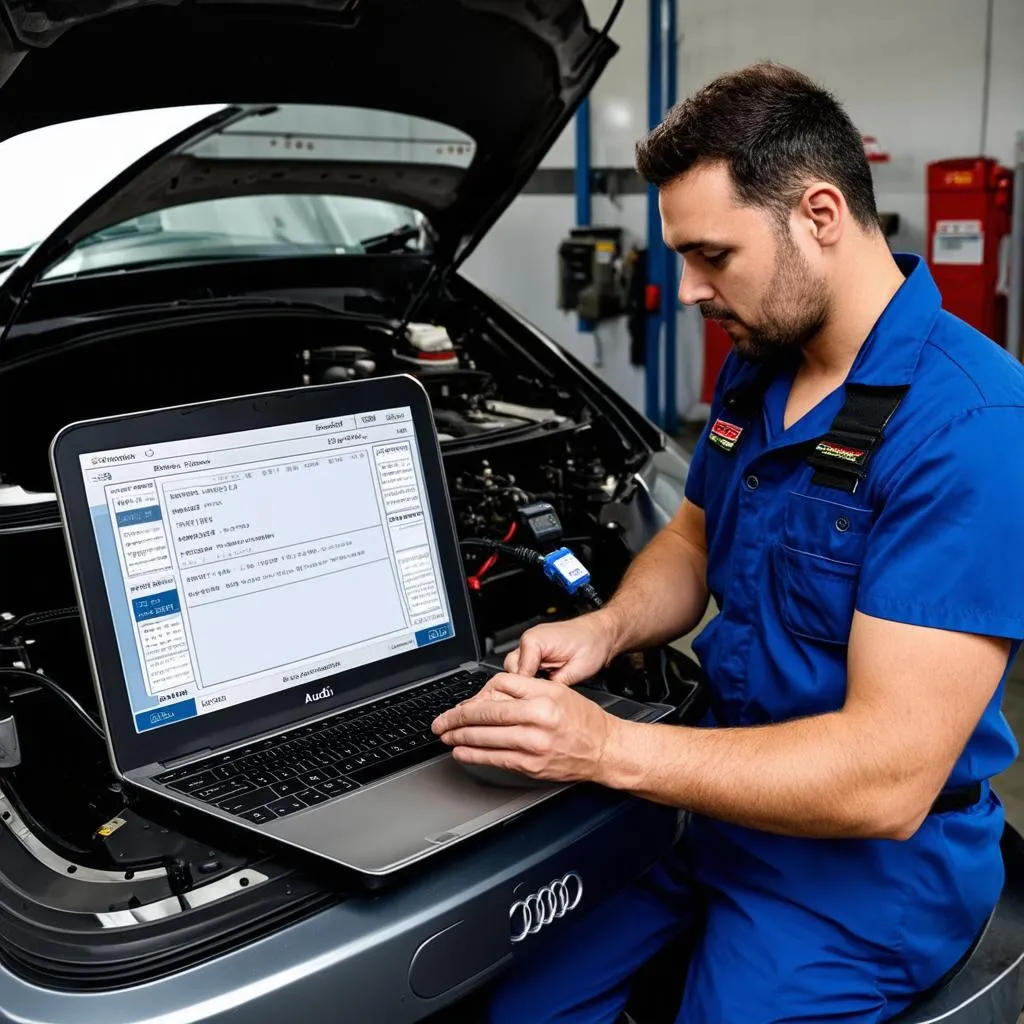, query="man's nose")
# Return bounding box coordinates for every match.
[678,265,714,306]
